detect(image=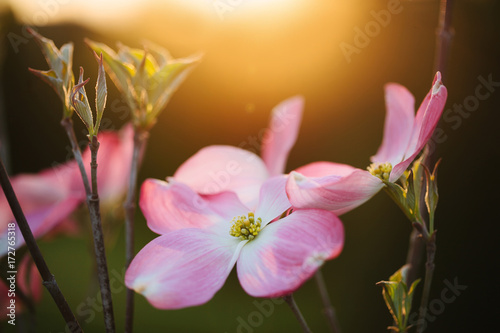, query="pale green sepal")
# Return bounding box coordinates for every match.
[424,159,441,232]
[410,155,425,222]
[384,181,416,222]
